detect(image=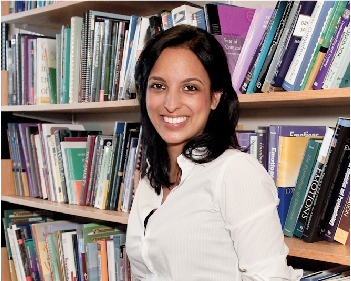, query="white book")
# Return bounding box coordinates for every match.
[323,26,350,90]
[50,134,65,203]
[118,29,130,100]
[94,145,112,209]
[172,4,201,26]
[60,141,87,205]
[61,231,78,281]
[283,1,325,88]
[7,227,25,281]
[36,38,56,105]
[35,133,47,199]
[249,135,258,159]
[121,146,137,212]
[107,239,116,281]
[69,16,83,103]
